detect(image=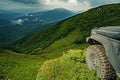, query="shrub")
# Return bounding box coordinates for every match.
[36,49,99,80]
